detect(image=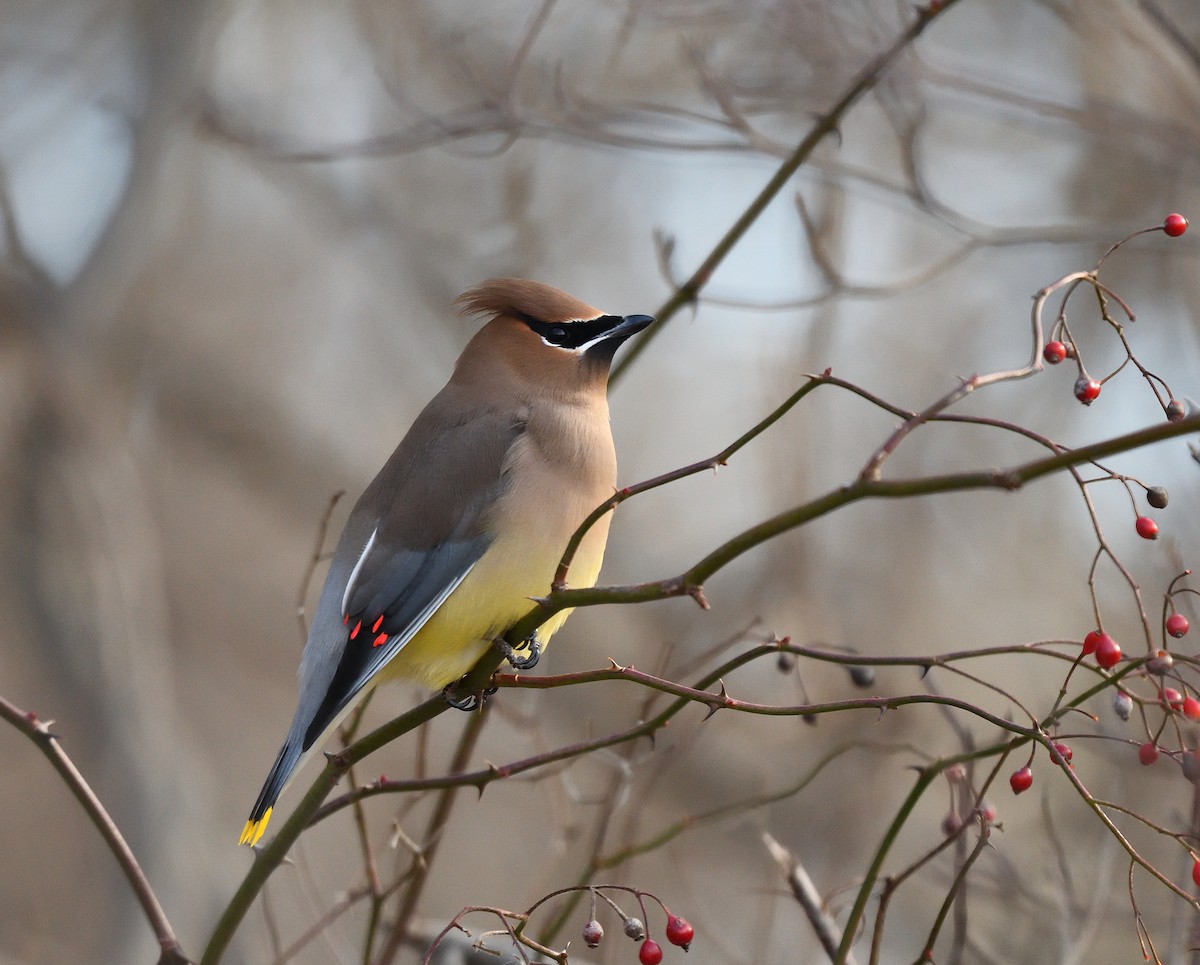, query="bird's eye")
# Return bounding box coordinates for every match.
[546,326,568,344]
